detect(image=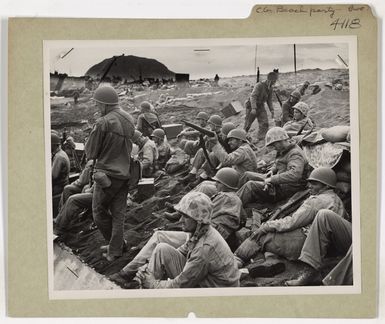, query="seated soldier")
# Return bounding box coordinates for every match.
[179,115,223,184]
[286,209,352,286]
[136,101,161,137]
[59,159,93,210]
[132,130,158,178]
[283,102,314,137]
[178,111,210,141]
[280,90,301,126]
[51,132,70,196]
[234,167,346,269]
[237,127,308,207]
[150,128,171,171]
[109,170,242,286]
[200,128,259,184]
[110,192,240,288]
[53,185,94,236]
